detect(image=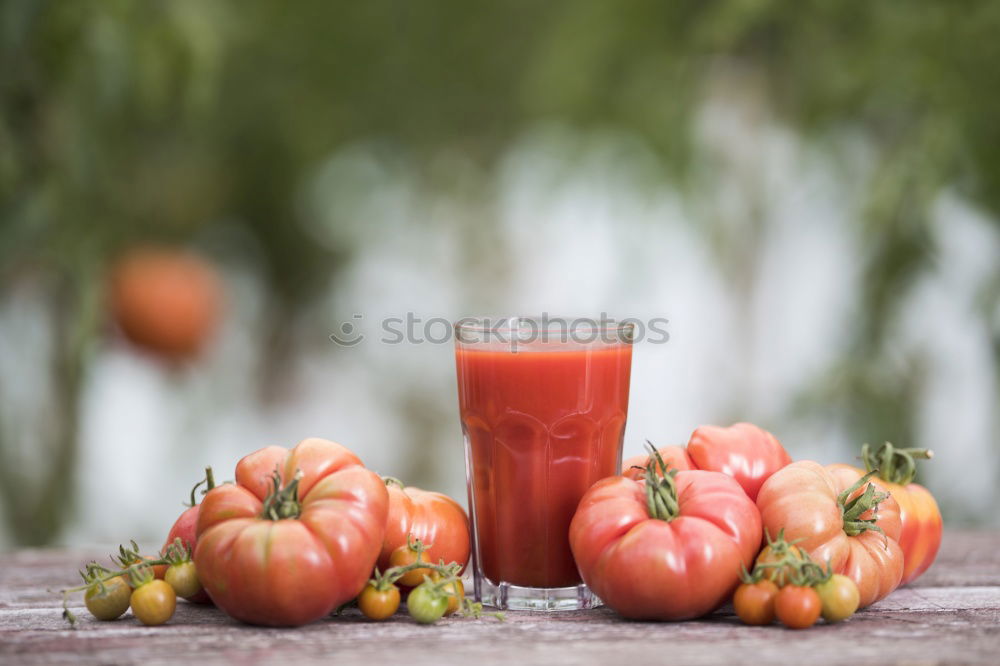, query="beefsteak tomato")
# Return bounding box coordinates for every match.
[195,437,388,626]
[756,460,904,608]
[858,442,942,585]
[687,422,792,501]
[570,453,762,620]
[378,479,470,575]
